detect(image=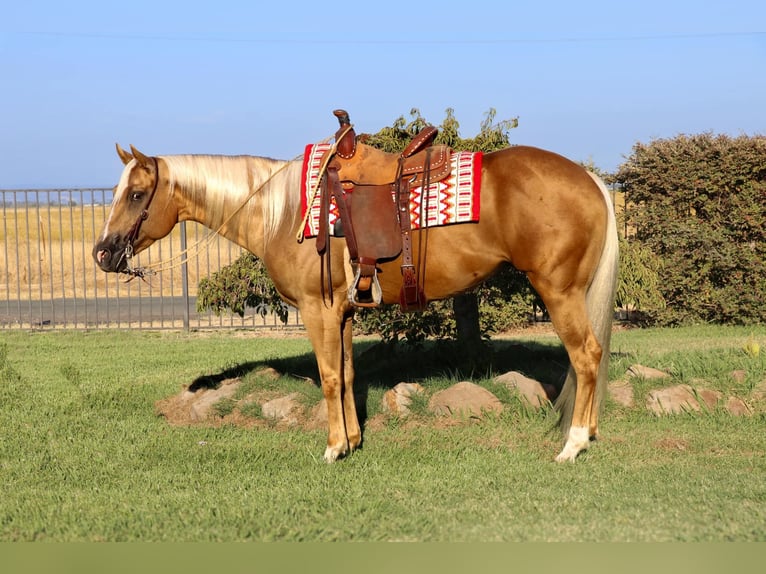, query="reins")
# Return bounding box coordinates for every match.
[119,126,352,280]
[296,124,353,243]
